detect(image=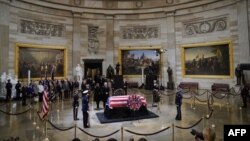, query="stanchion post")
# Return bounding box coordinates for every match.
[44,120,49,141]
[172,123,174,141]
[74,123,77,139]
[121,126,123,141]
[202,114,205,129]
